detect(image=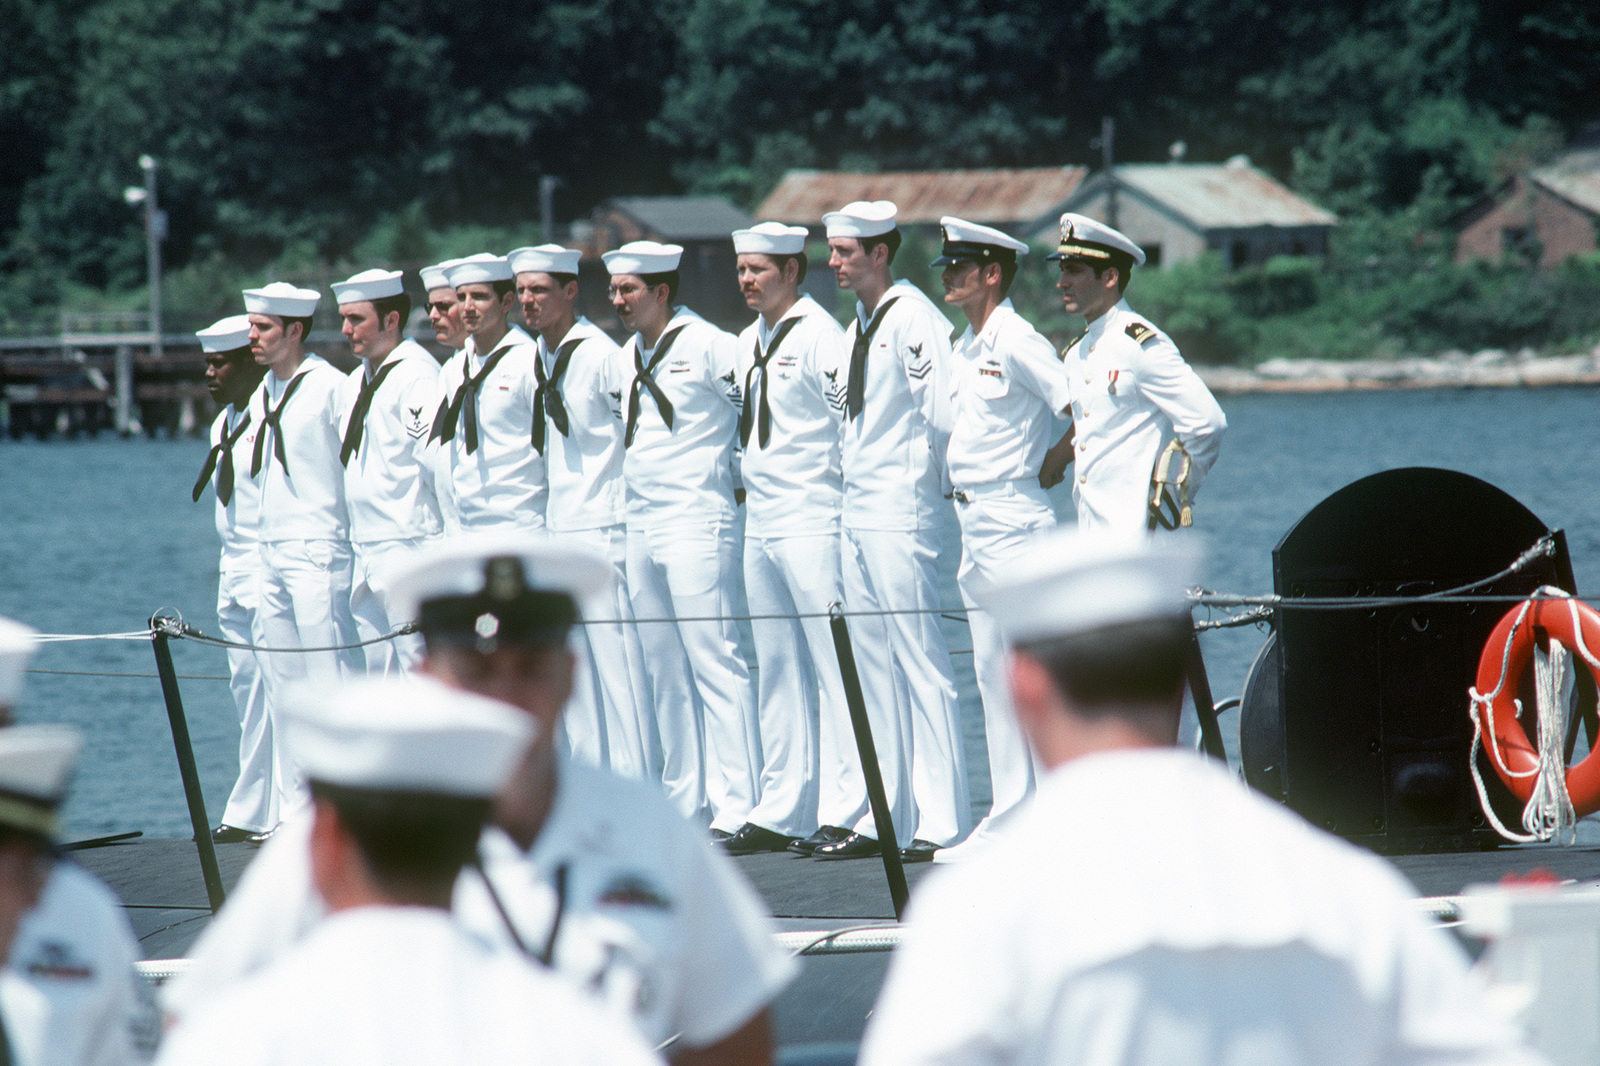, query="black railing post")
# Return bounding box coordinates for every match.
[1186,629,1226,763]
[827,604,909,919]
[149,621,226,912]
